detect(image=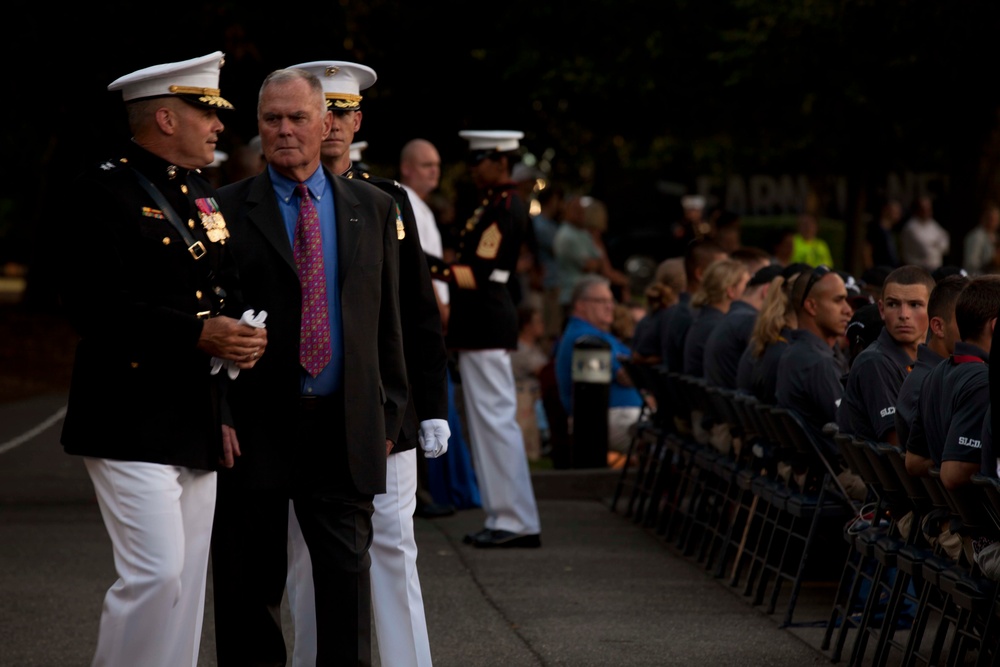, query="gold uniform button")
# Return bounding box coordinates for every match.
[181,184,189,194]
[195,290,203,299]
[188,219,196,229]
[162,237,171,245]
[430,266,438,273]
